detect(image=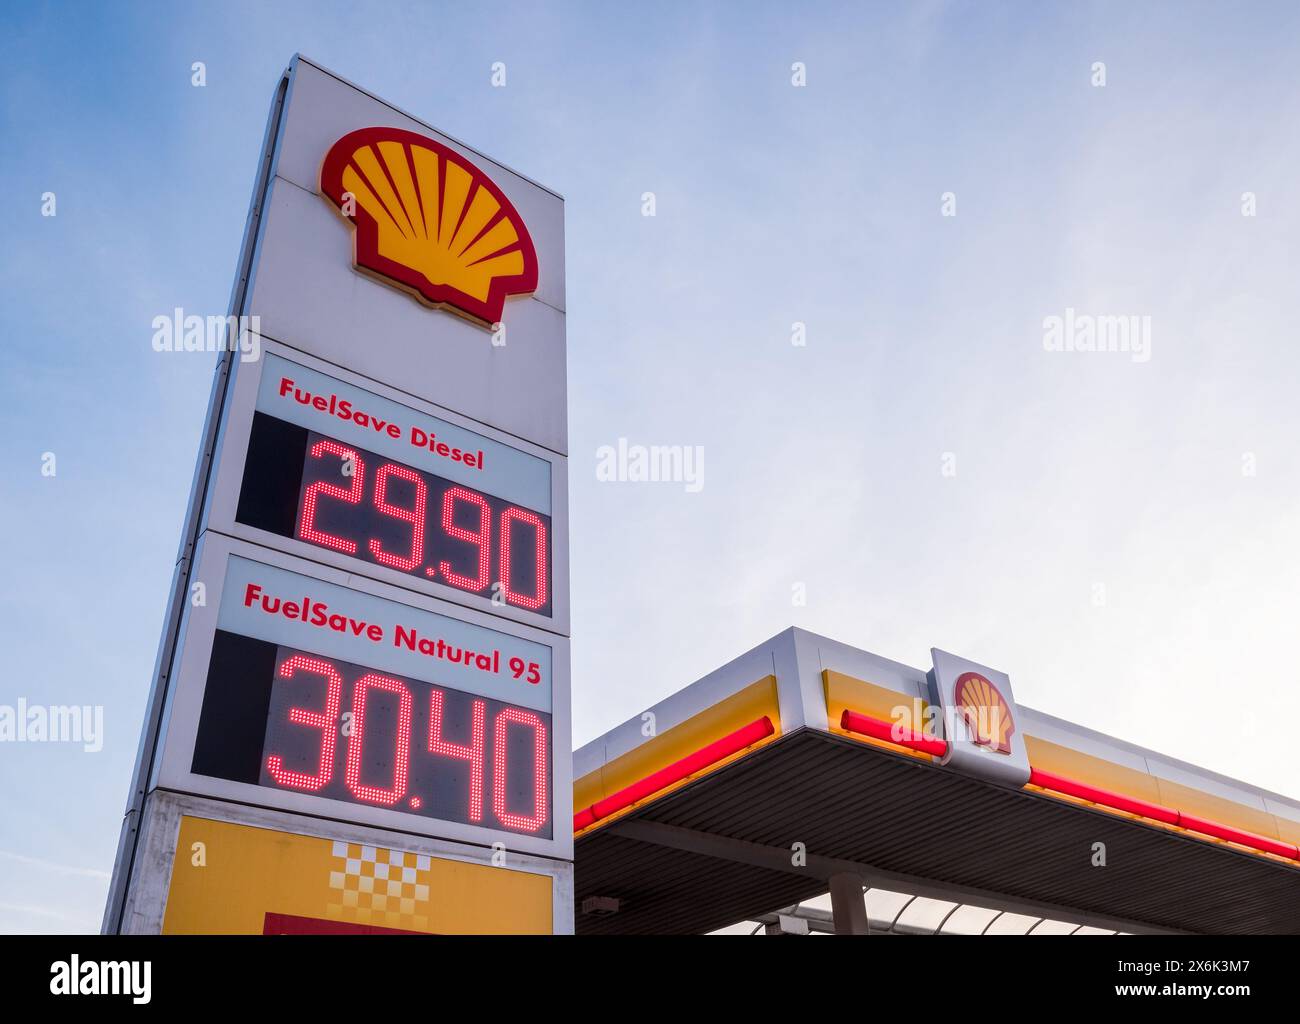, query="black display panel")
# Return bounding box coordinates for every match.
[236,412,552,616]
[193,630,552,838]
